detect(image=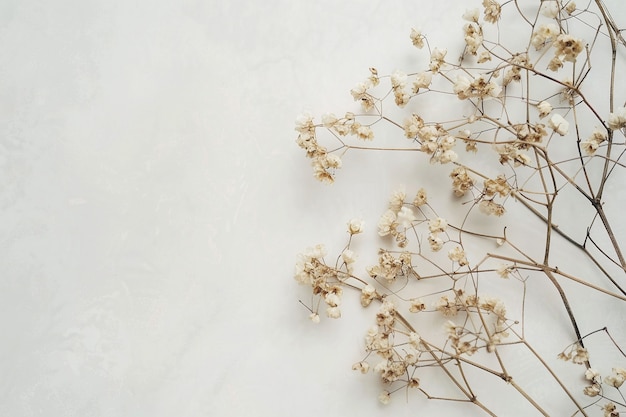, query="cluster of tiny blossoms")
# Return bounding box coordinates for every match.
[294,0,626,412]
